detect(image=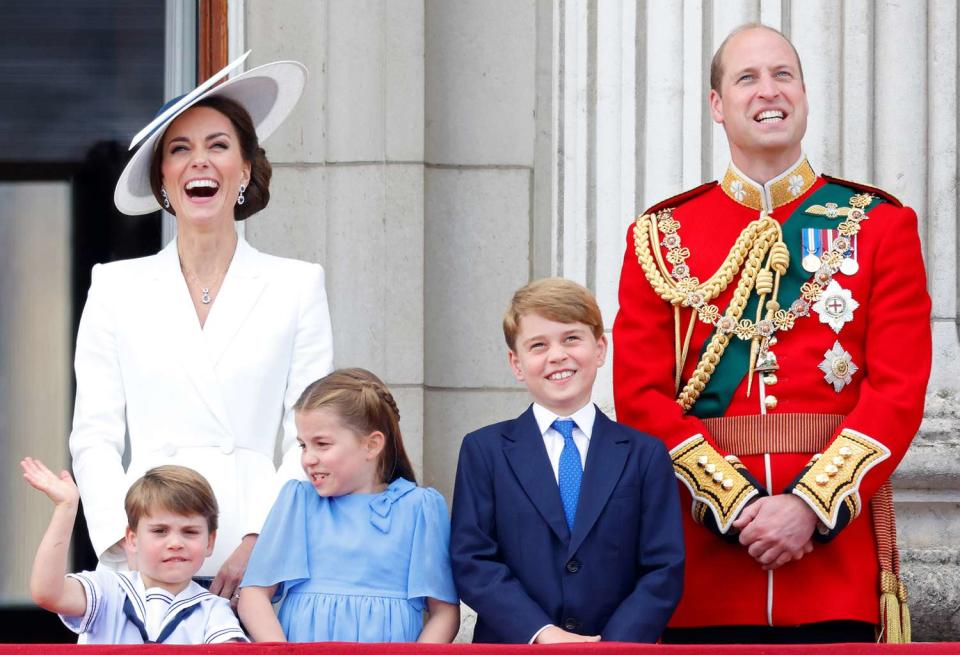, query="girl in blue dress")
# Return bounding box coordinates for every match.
[238,368,460,642]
